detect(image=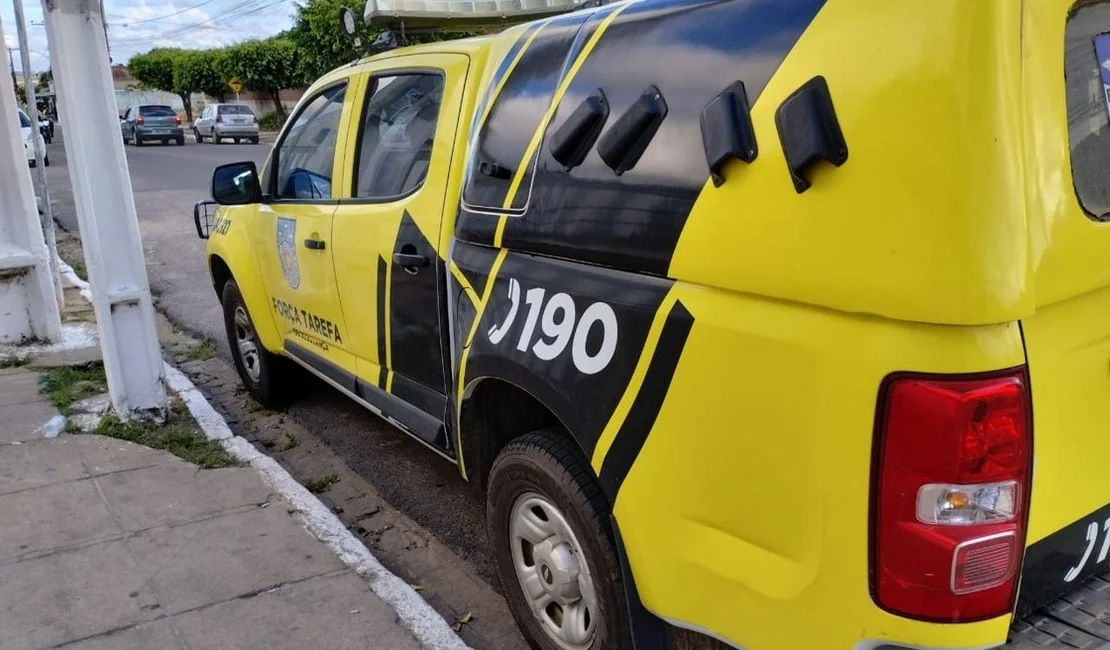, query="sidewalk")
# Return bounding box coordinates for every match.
[0,277,457,649]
